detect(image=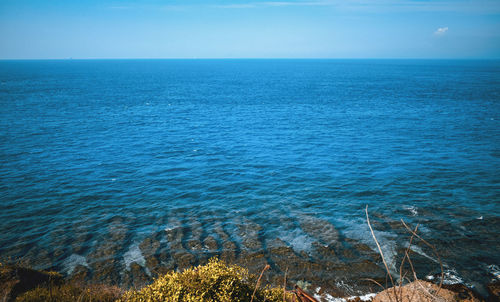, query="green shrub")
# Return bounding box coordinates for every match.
[13,258,292,302]
[120,258,290,302]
